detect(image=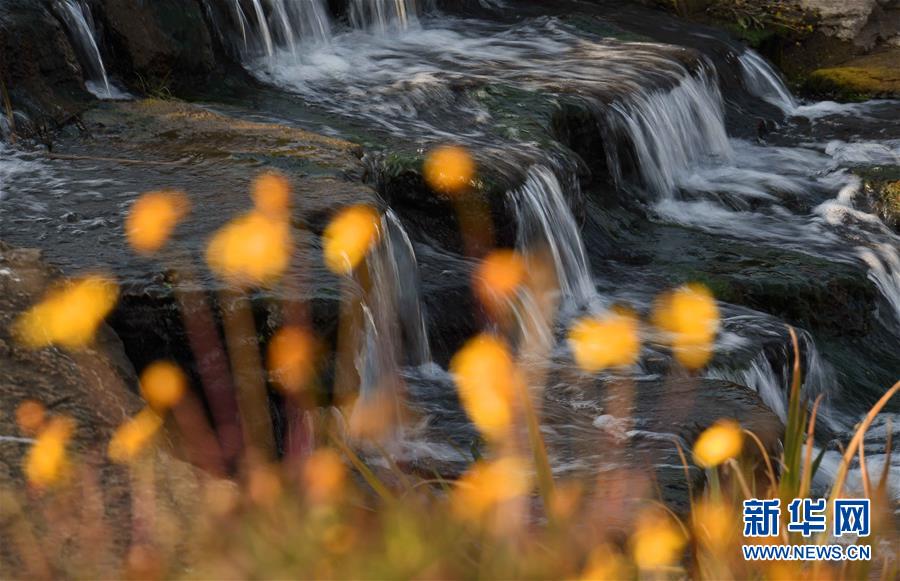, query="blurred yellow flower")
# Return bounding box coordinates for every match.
[268,326,317,395]
[252,172,291,217]
[126,190,190,255]
[581,544,629,580]
[653,283,720,369]
[322,205,381,275]
[303,449,347,504]
[248,464,283,508]
[24,417,75,488]
[450,334,518,441]
[140,361,188,412]
[207,210,292,287]
[108,408,163,464]
[629,509,687,570]
[693,419,743,468]
[423,145,475,196]
[473,250,526,313]
[568,309,640,372]
[15,400,46,436]
[14,275,119,349]
[452,456,530,521]
[692,499,737,550]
